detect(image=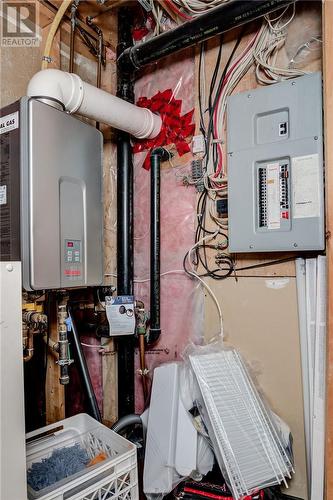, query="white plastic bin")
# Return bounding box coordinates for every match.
[26,413,138,500]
